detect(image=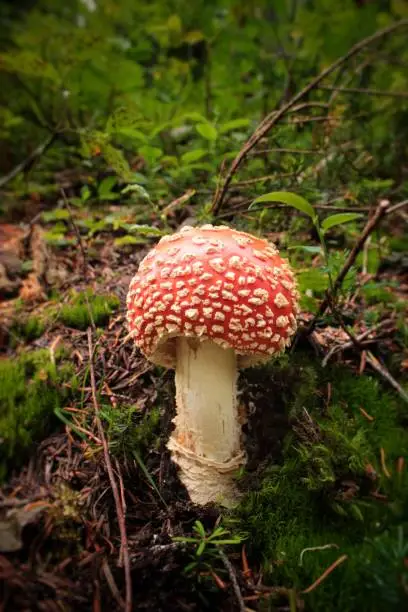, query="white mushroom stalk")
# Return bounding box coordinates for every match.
[167,338,244,506]
[126,224,299,506]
